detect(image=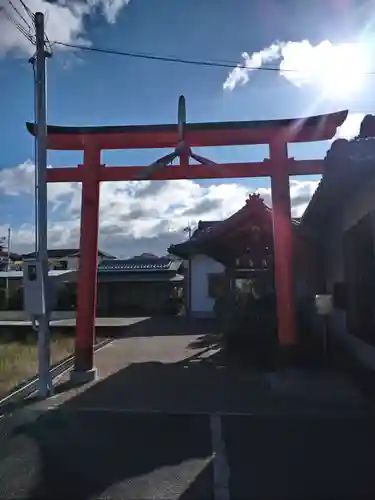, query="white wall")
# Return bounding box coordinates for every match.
[66,256,80,270]
[190,255,225,318]
[321,175,375,368]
